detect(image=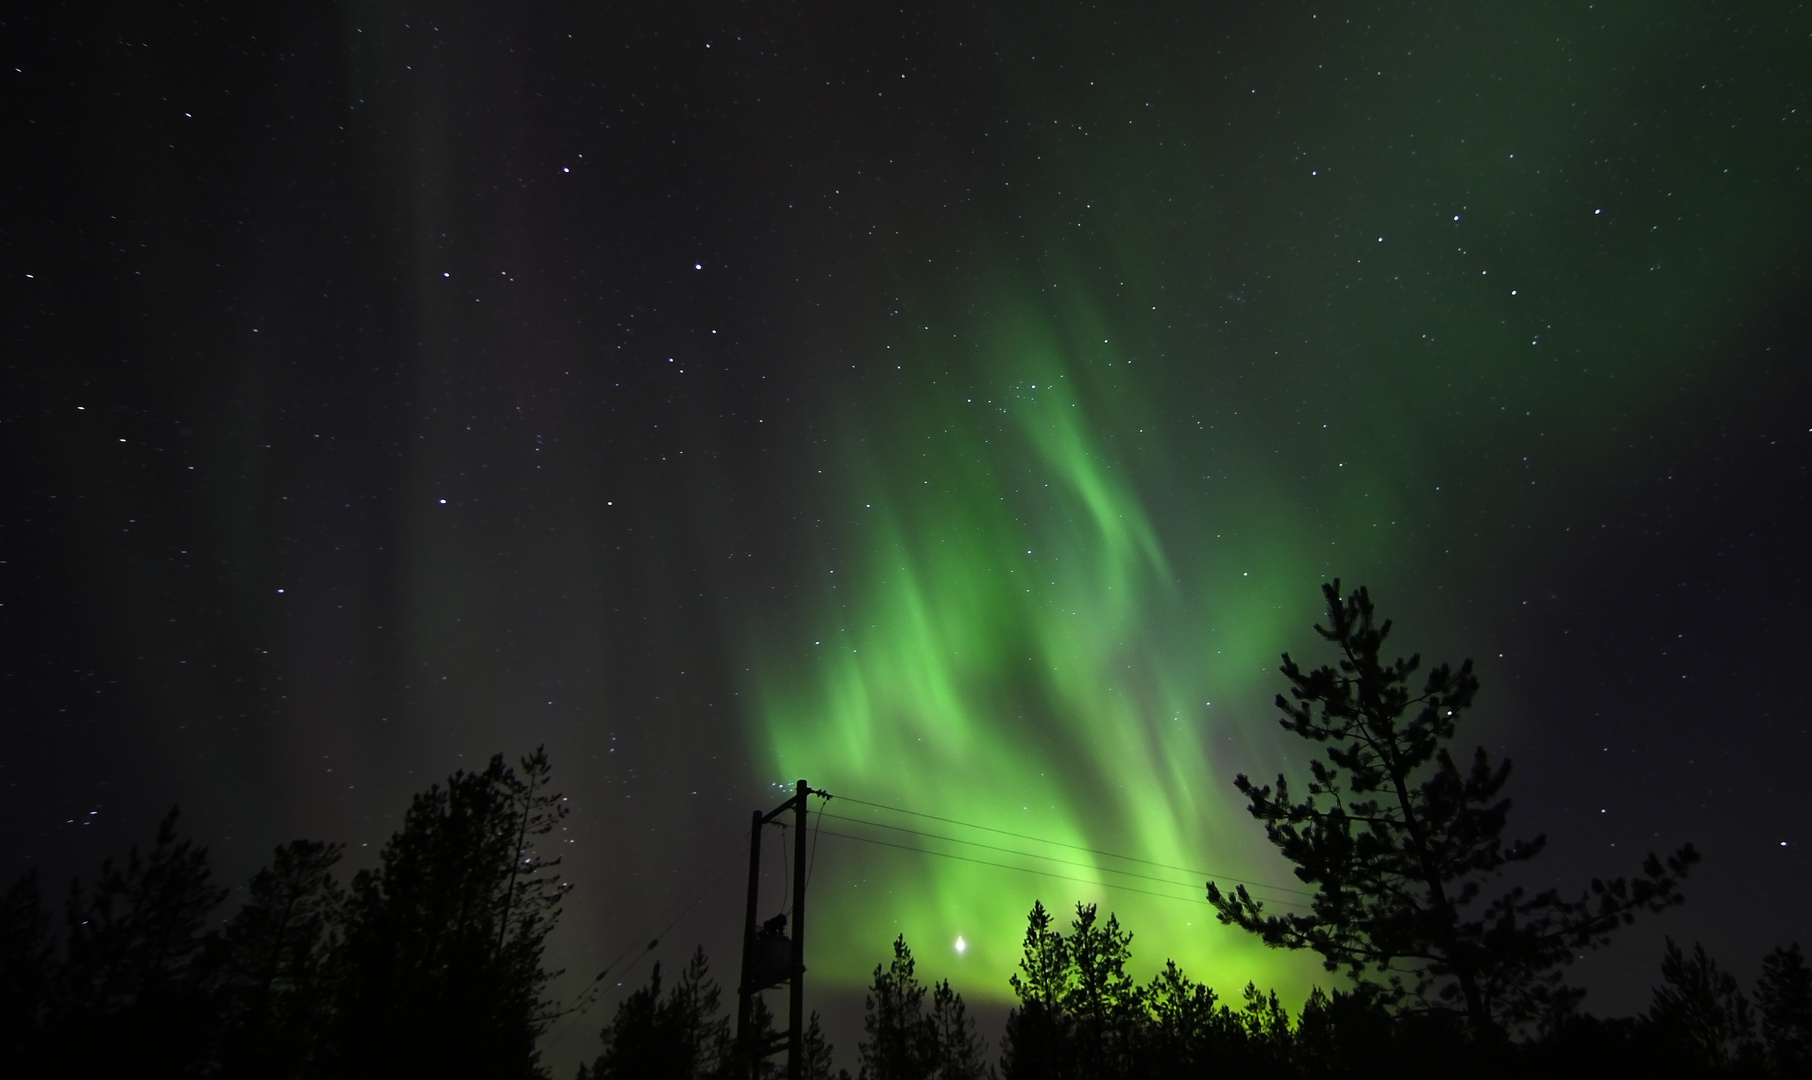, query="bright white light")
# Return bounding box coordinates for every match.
[954,936,967,955]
